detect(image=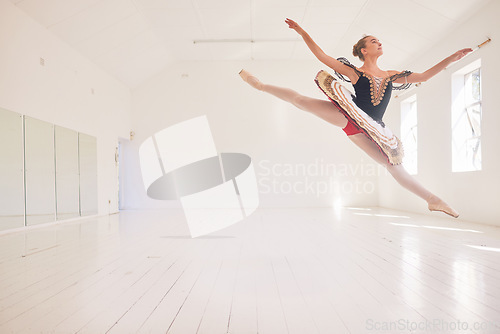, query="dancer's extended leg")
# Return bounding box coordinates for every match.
[348,133,459,218]
[240,70,348,128]
[239,69,458,218]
